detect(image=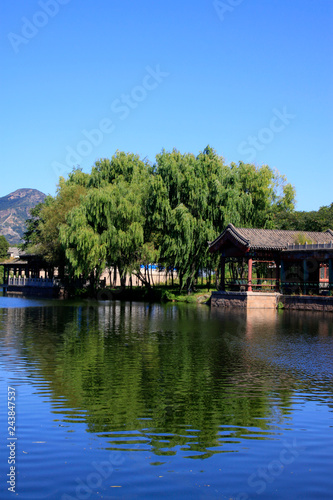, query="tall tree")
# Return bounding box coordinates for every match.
[0,235,9,260]
[149,146,295,291]
[59,152,151,289]
[275,202,333,232]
